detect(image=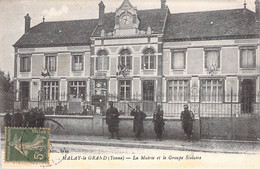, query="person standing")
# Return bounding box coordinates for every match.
[55,101,63,115]
[36,108,45,128]
[180,104,194,141]
[153,104,164,141]
[28,109,37,127]
[130,105,147,141]
[14,109,23,127]
[4,111,12,127]
[106,101,121,140]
